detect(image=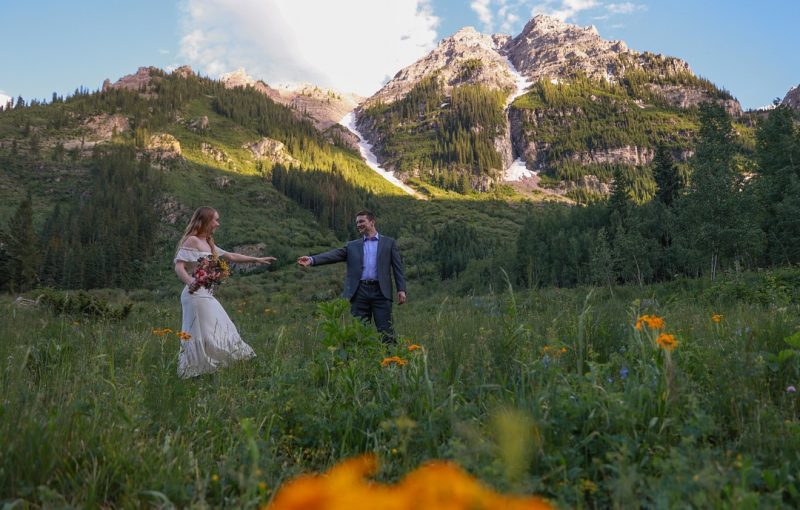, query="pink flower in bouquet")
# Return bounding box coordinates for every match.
[189,255,230,294]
